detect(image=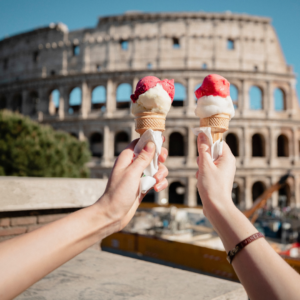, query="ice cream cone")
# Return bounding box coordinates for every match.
[135,112,166,136]
[200,113,230,143]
